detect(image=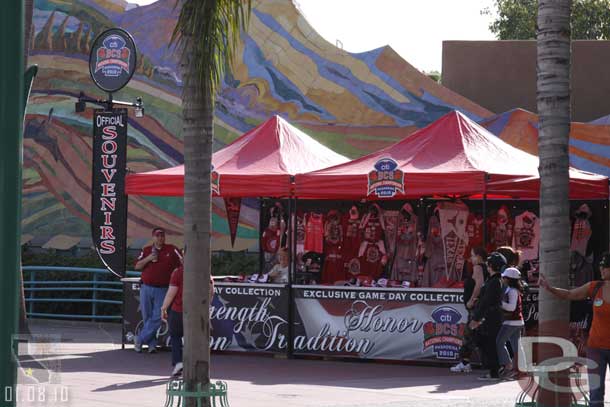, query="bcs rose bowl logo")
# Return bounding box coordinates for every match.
[367,158,404,198]
[211,168,220,195]
[423,306,465,360]
[95,34,131,77]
